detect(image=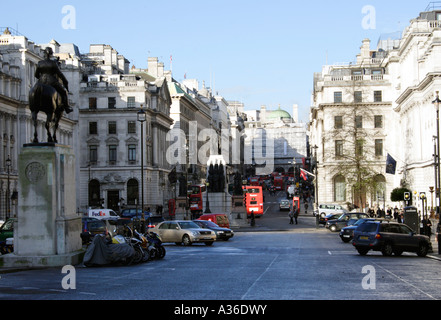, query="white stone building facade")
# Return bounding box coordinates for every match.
[309,6,441,212]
